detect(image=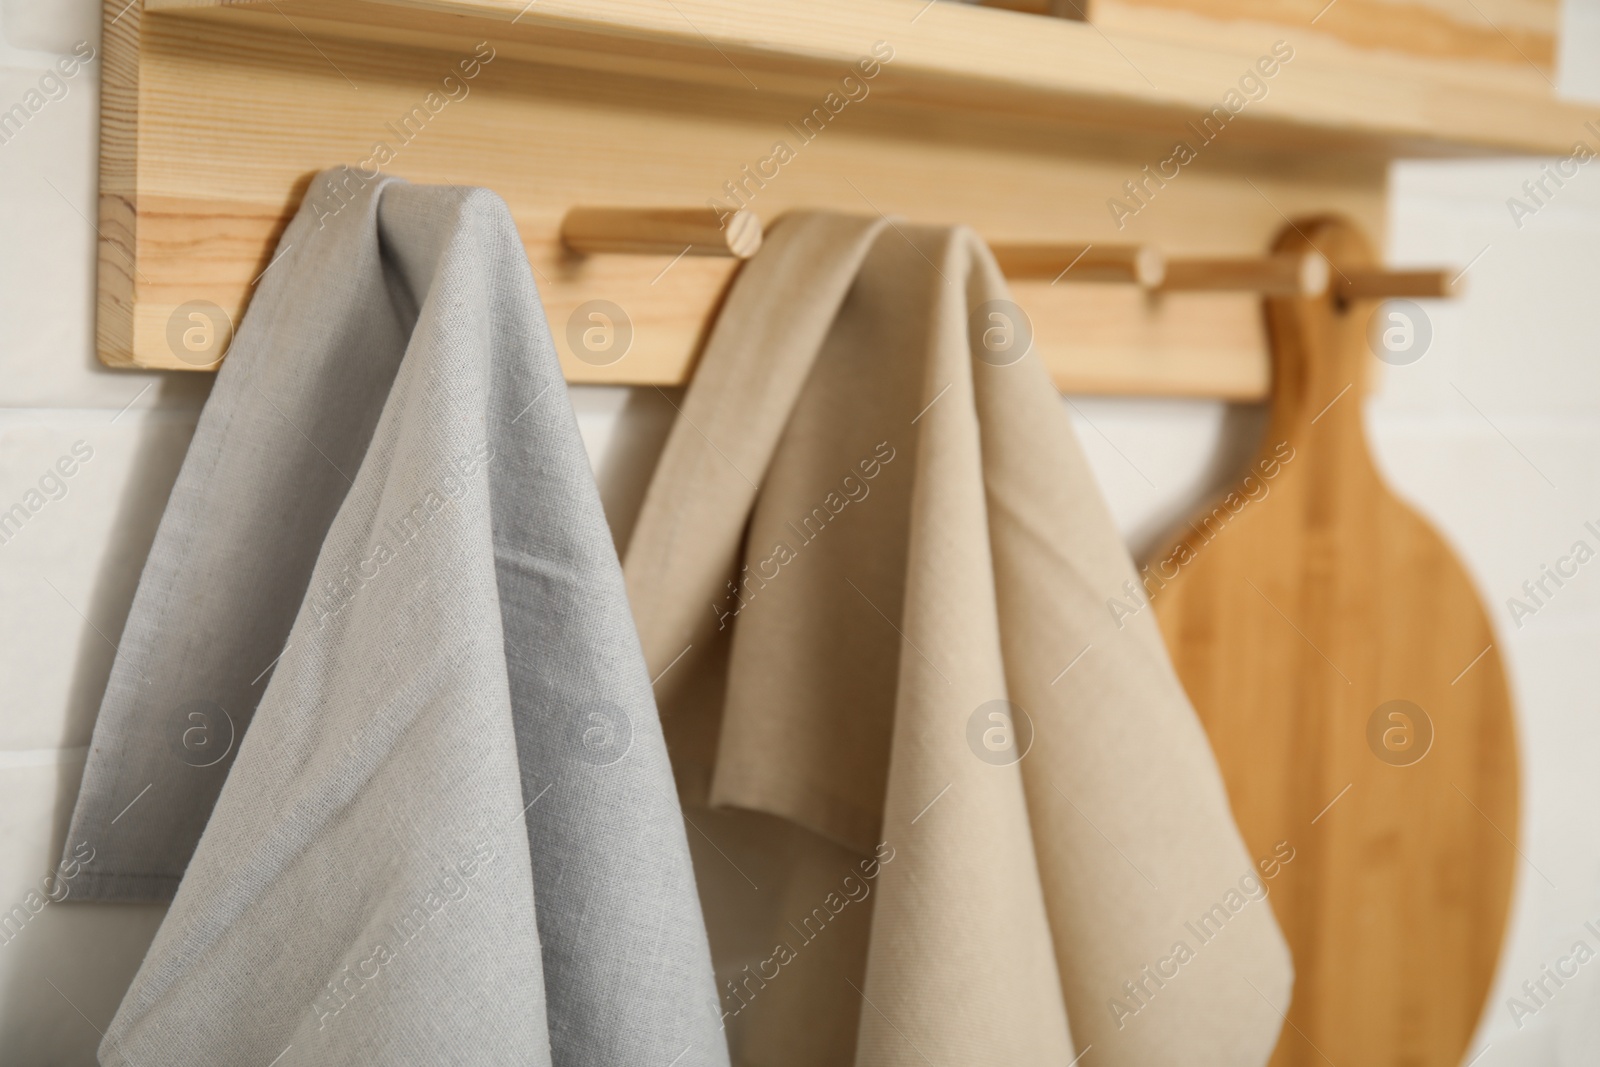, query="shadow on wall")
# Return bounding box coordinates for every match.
[0,375,205,1063]
[1124,401,1269,564]
[596,386,683,558]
